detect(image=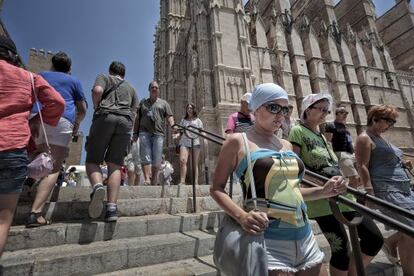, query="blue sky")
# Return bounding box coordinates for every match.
[1,0,396,163]
[2,0,159,163]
